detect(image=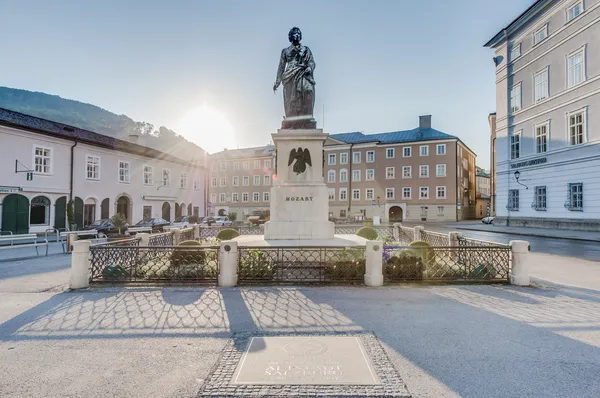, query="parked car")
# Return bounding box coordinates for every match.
[171,216,194,229]
[482,216,495,224]
[247,210,270,225]
[133,218,171,232]
[81,219,118,235]
[214,216,233,227]
[200,217,216,226]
